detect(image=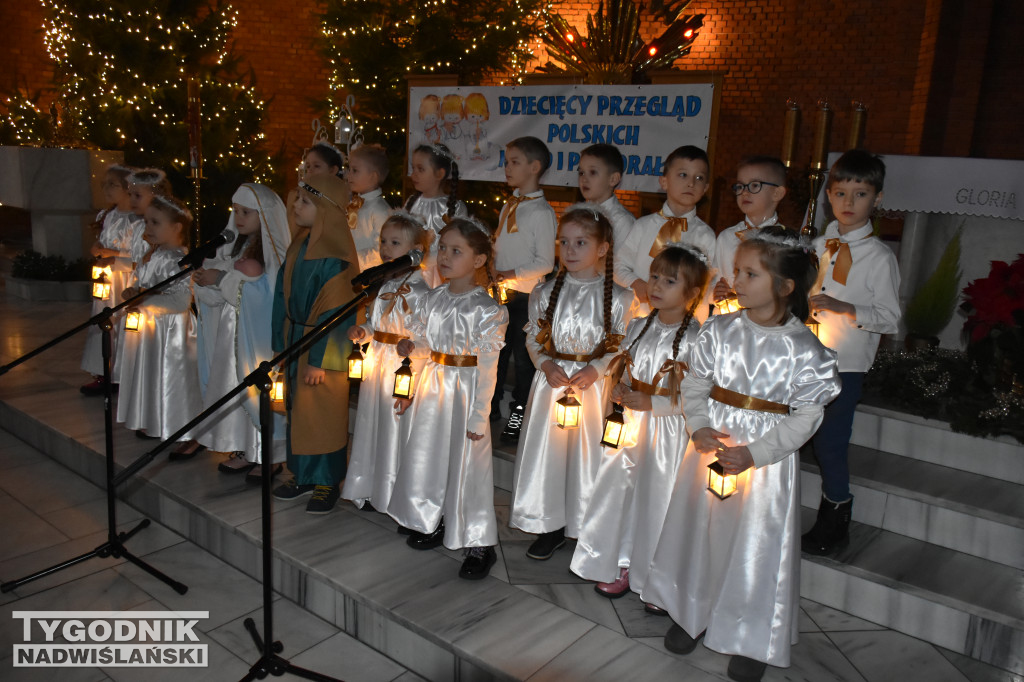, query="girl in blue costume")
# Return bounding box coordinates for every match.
[193,184,291,479]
